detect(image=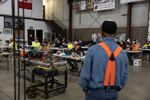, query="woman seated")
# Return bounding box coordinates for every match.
[131,40,140,51]
[42,39,50,53]
[72,41,84,56]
